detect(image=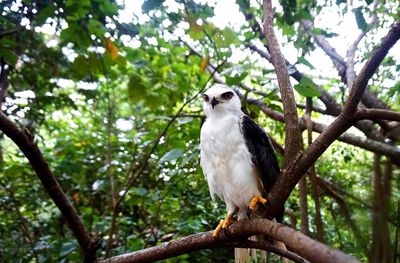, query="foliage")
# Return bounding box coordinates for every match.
[0,0,399,262]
